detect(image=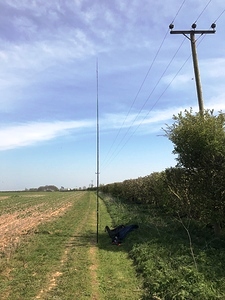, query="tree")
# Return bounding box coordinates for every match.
[164,109,225,234]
